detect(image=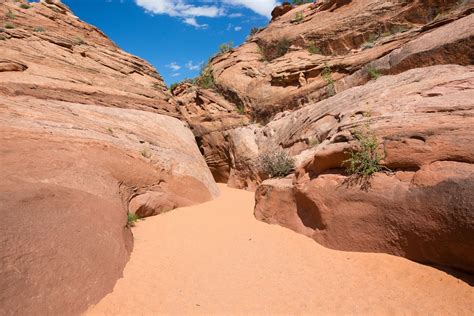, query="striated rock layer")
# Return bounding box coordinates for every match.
[254,65,474,273]
[0,0,218,314]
